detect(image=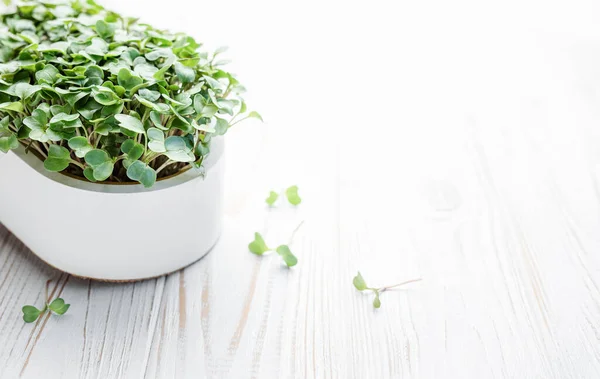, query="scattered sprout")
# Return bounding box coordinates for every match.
[265,186,302,206]
[21,280,70,323]
[352,272,421,309]
[248,222,304,267]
